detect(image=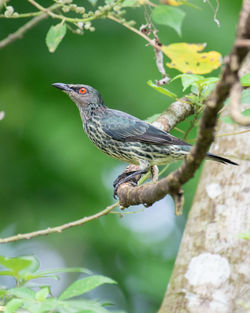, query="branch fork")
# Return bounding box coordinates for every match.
[116,0,250,212]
